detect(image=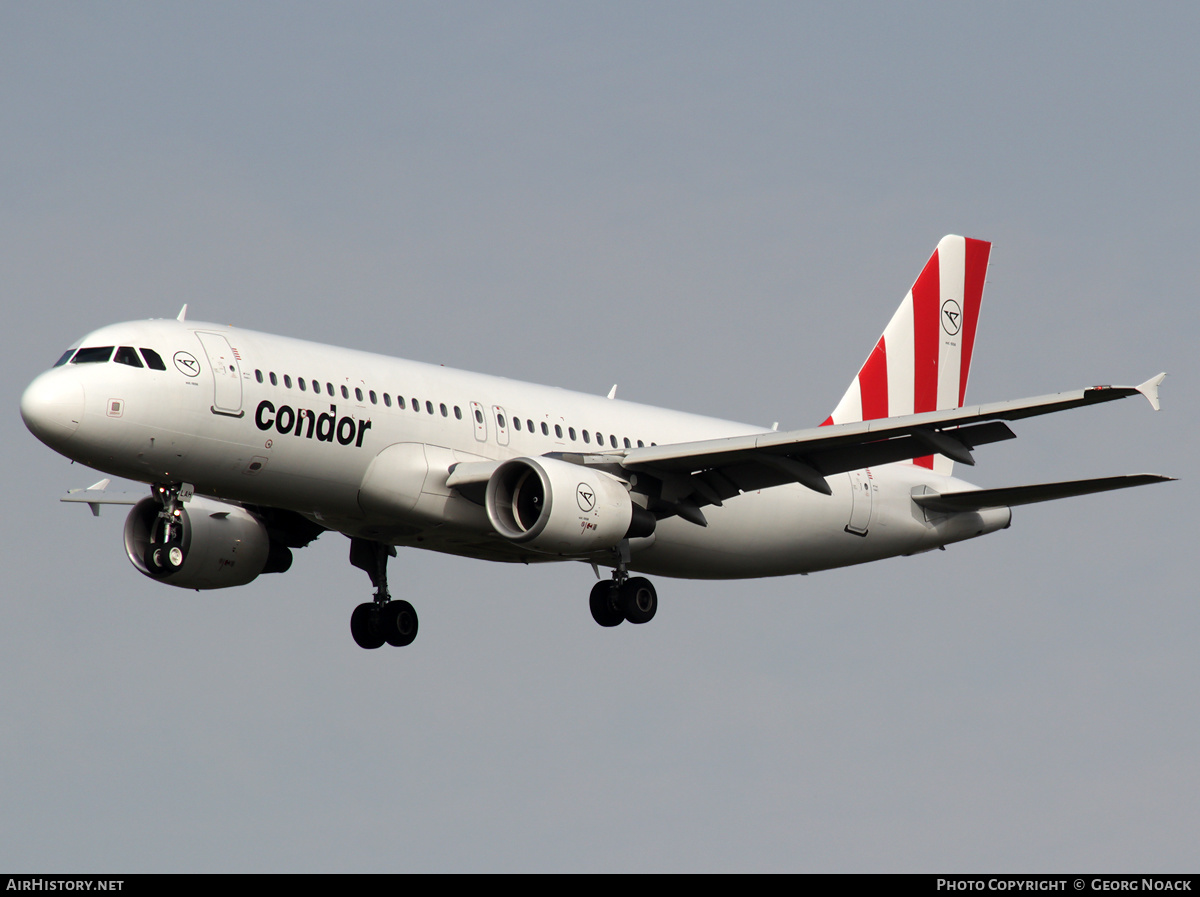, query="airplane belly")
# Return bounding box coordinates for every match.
[629,467,972,580]
[630,481,867,579]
